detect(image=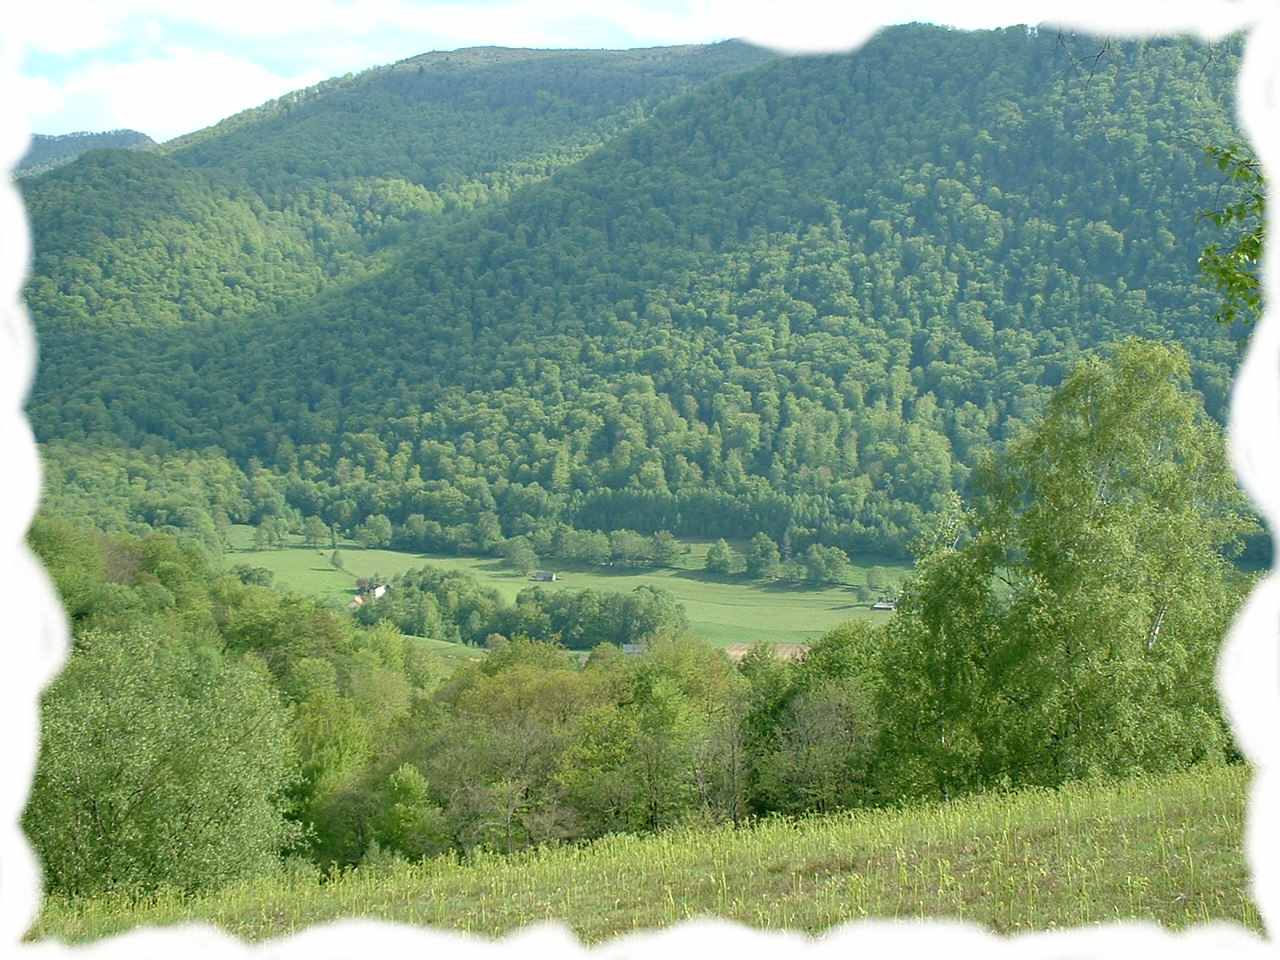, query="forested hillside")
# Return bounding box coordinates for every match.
[22,42,772,333]
[15,130,154,178]
[26,26,1254,560]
